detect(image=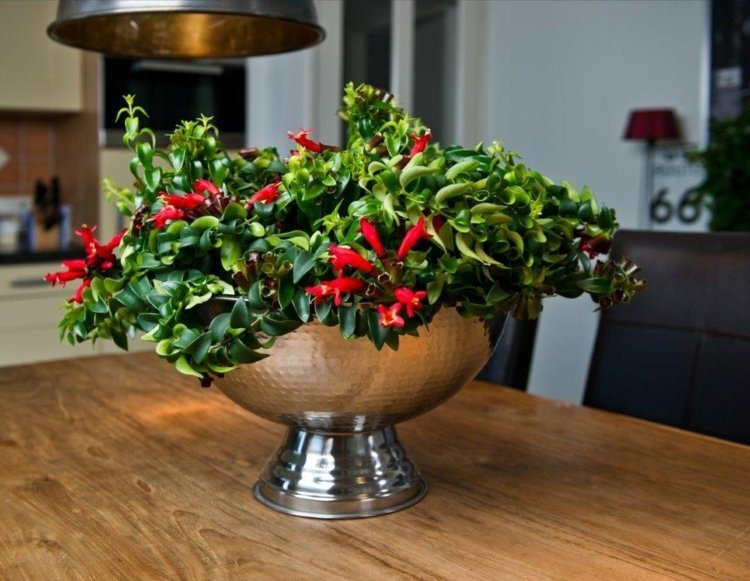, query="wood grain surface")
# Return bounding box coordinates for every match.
[1,353,748,580]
